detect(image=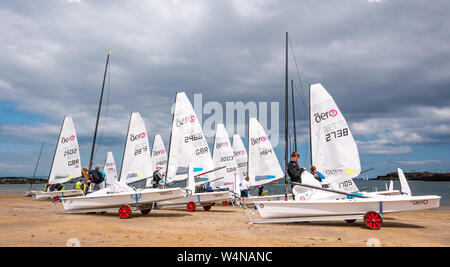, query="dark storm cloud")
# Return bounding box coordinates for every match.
[1,0,449,175]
